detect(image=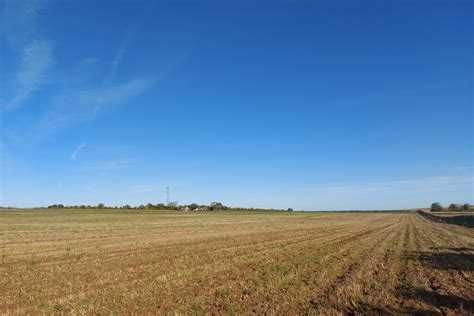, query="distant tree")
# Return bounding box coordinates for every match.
[145,203,155,210]
[167,202,178,210]
[122,204,131,209]
[189,203,199,210]
[287,208,294,212]
[448,203,462,212]
[431,202,444,212]
[47,204,65,209]
[210,202,224,211]
[97,203,105,209]
[156,203,166,210]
